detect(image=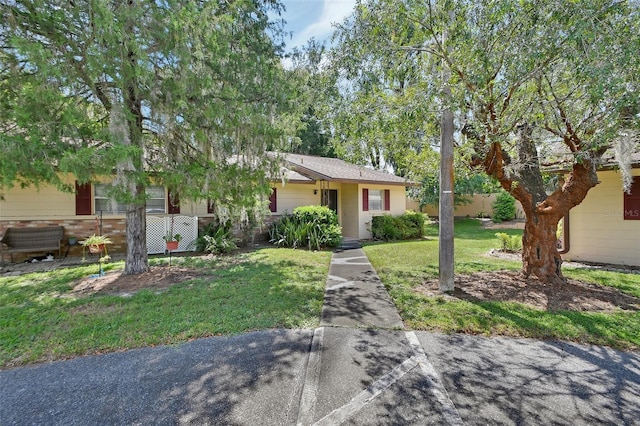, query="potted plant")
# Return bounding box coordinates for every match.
[163,232,181,251]
[81,234,112,263]
[83,234,112,253]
